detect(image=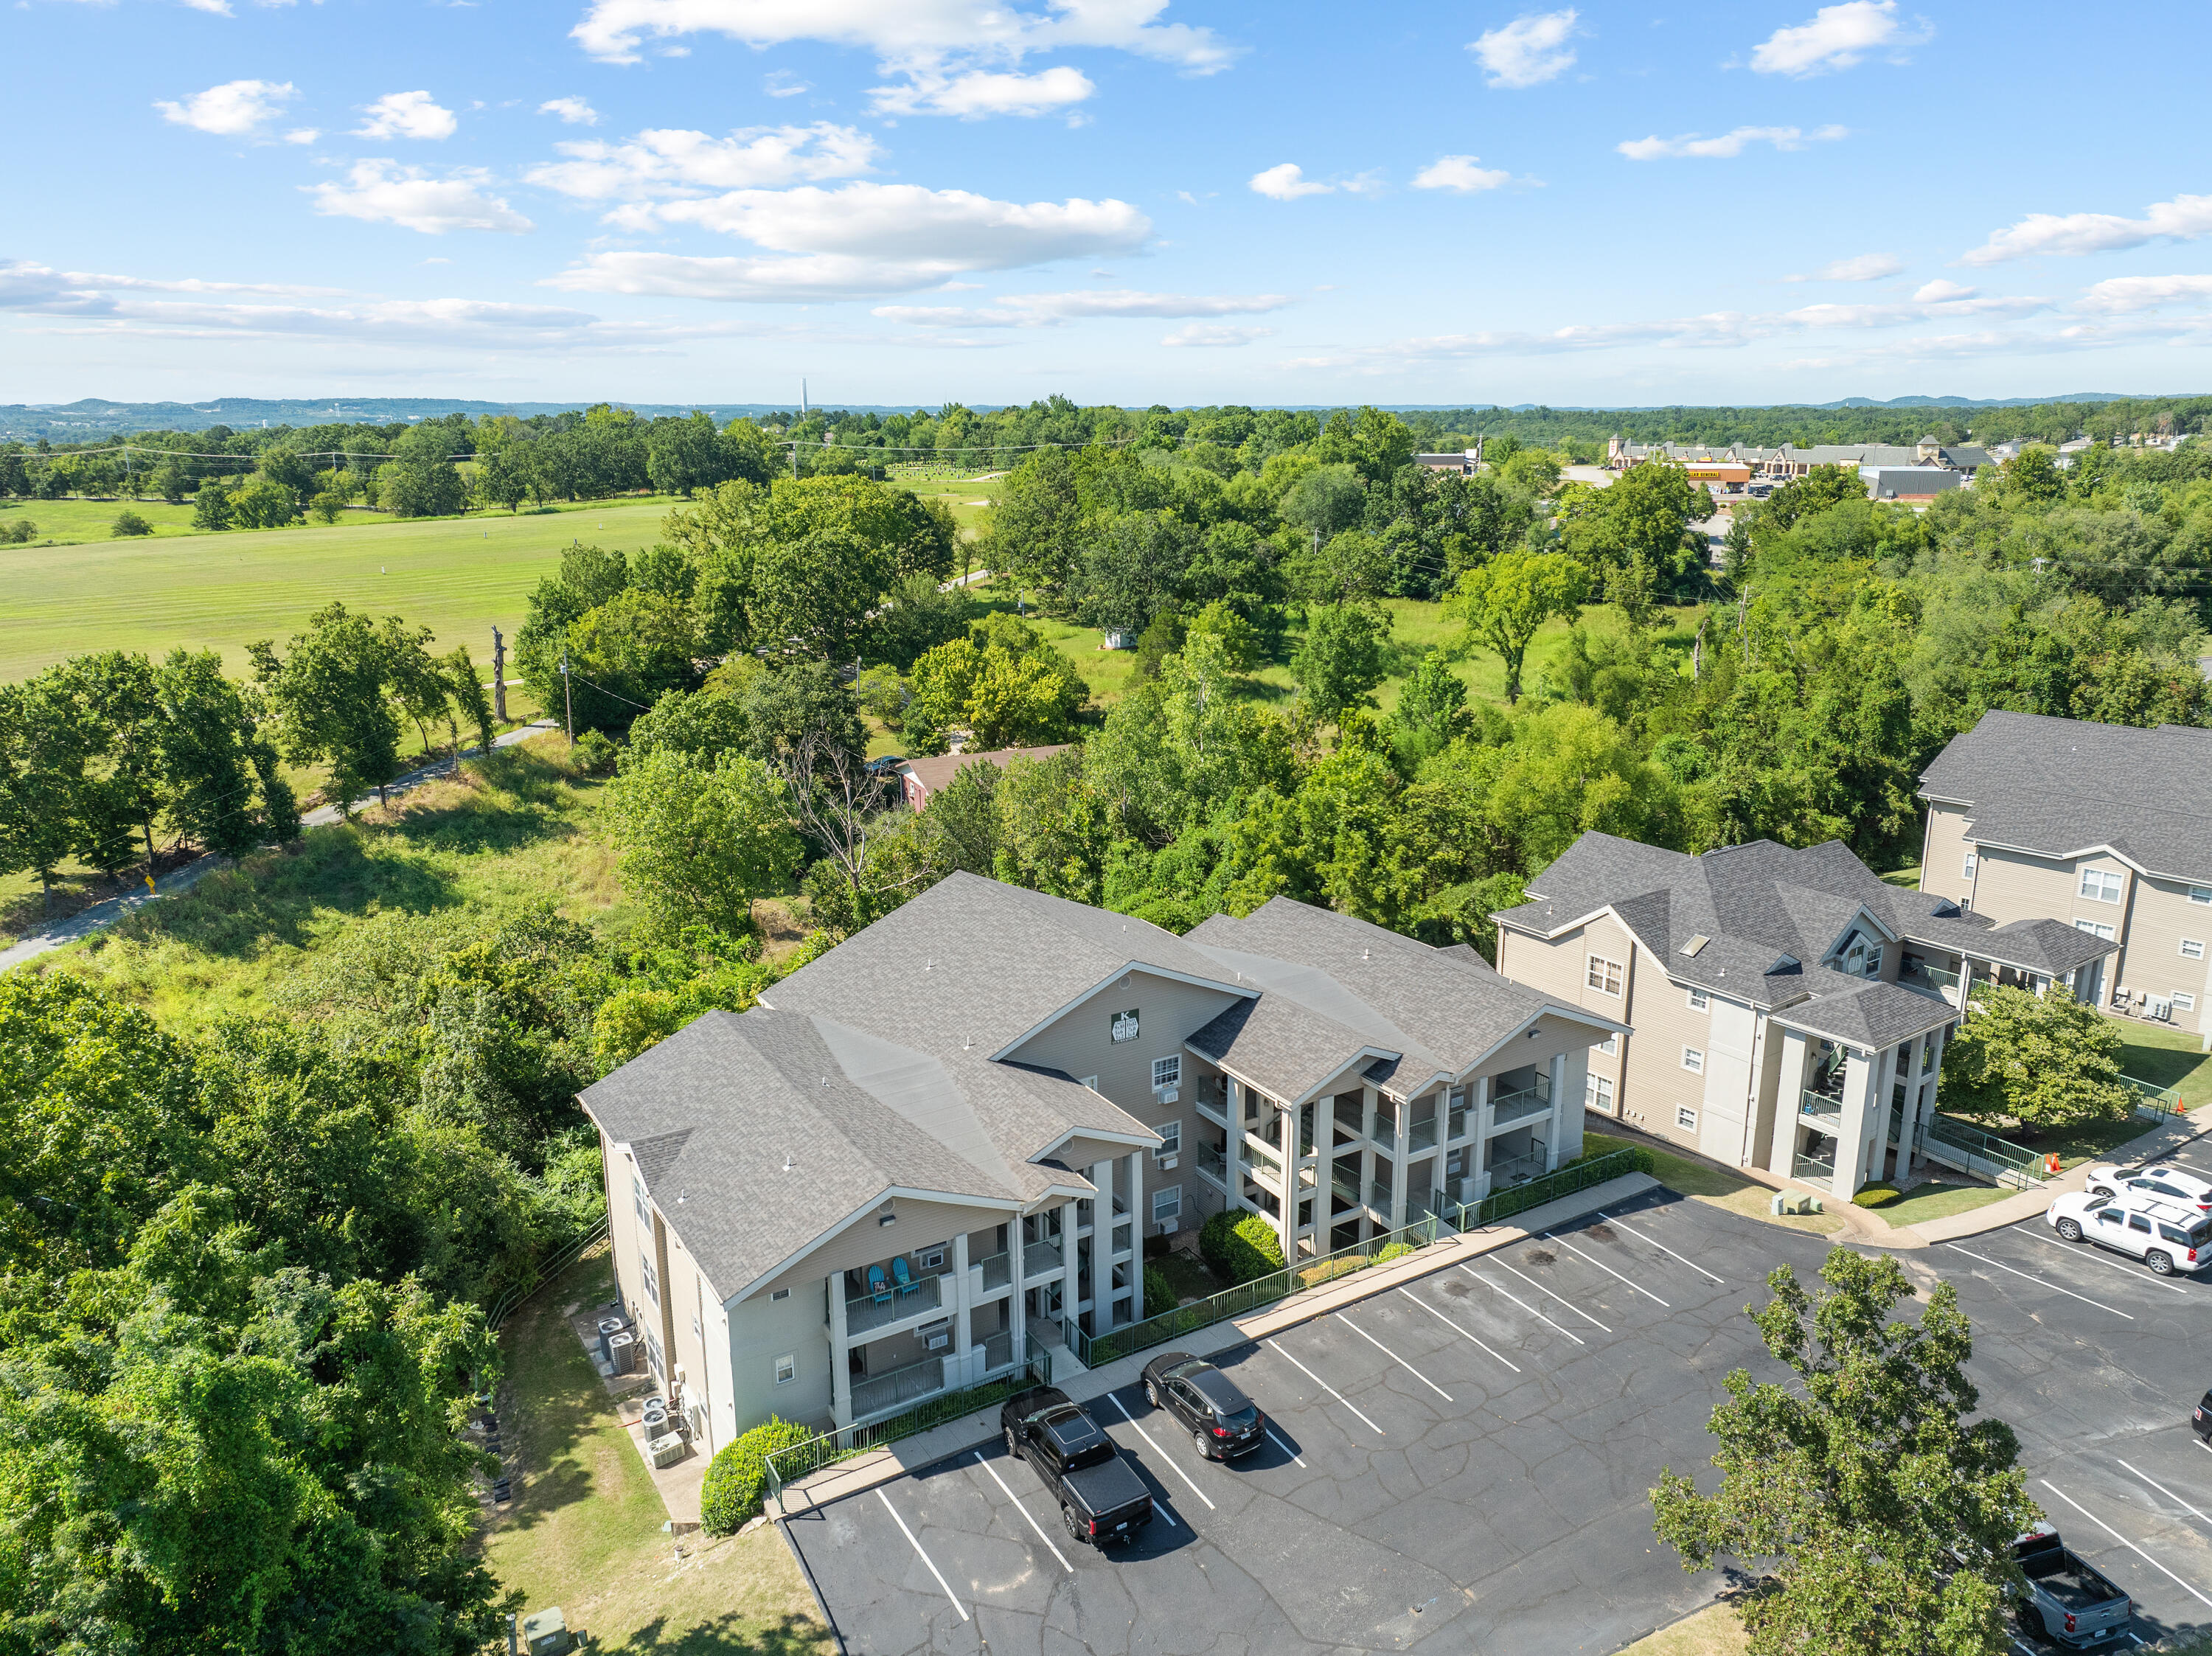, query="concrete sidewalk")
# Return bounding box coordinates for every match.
[773,1169,1660,1517]
[1898,1104,2212,1245]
